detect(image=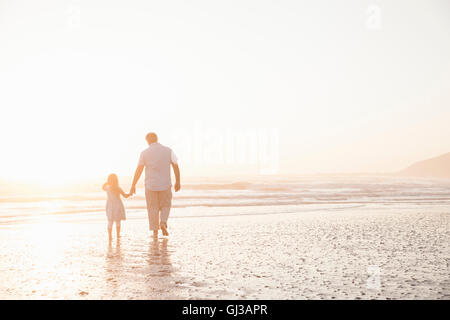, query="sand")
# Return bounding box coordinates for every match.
[0,208,449,299]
